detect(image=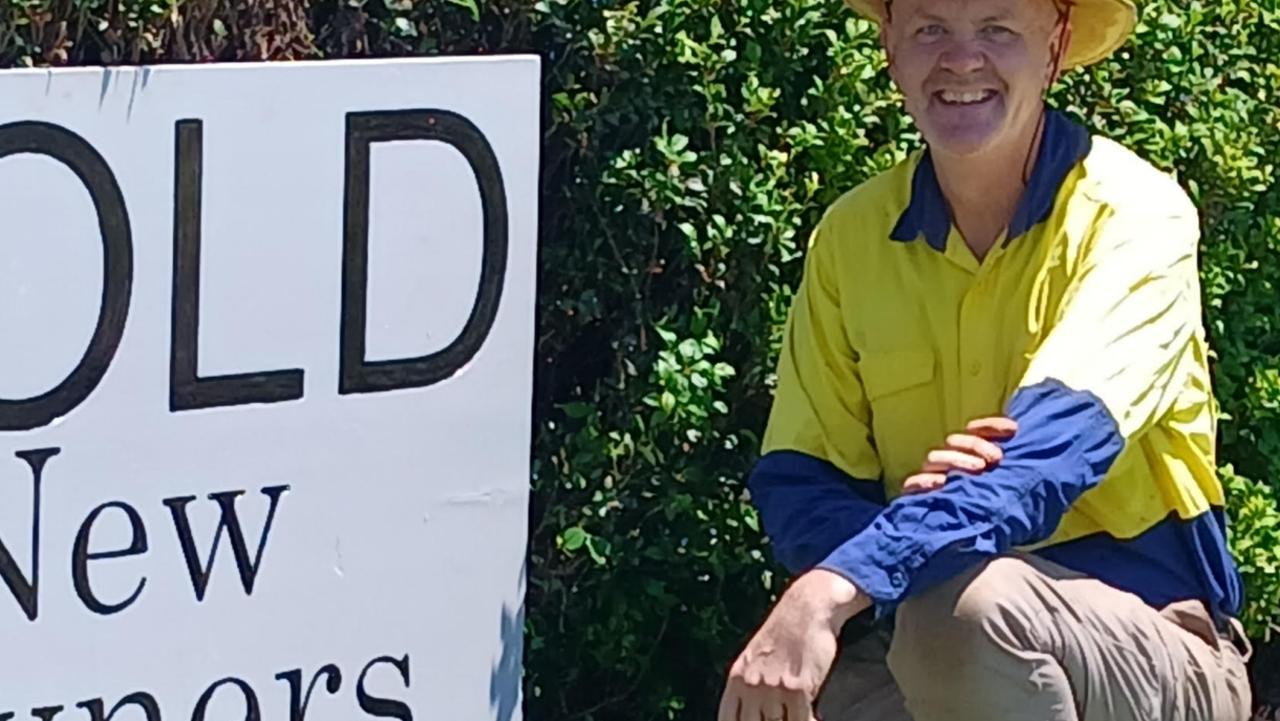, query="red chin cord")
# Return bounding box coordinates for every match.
[1021,1,1074,185]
